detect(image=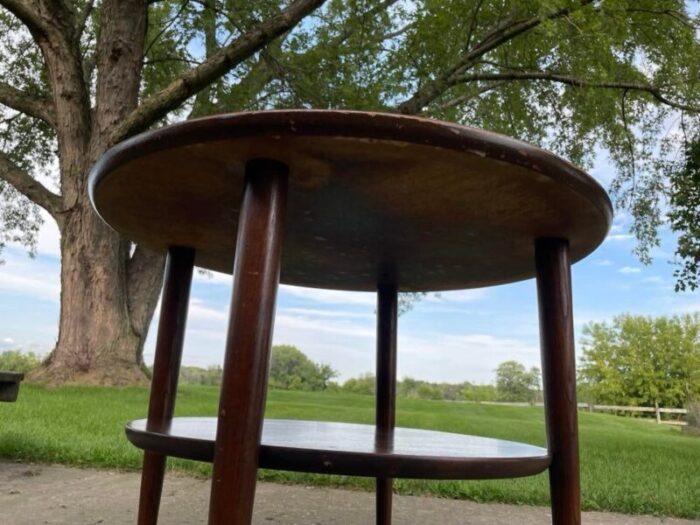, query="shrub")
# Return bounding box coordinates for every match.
[269,345,337,391]
[342,373,376,395]
[0,350,41,373]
